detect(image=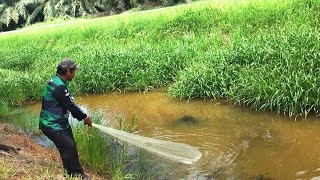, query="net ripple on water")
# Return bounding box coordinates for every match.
[151,128,241,173]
